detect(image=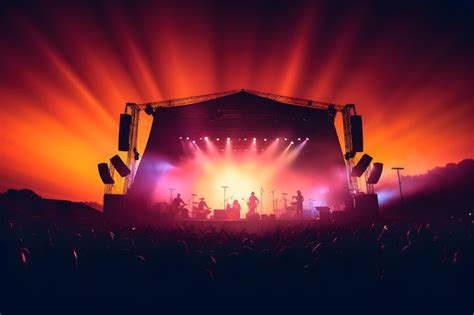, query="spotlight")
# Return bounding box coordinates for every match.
[290,141,294,144]
[192,140,196,143]
[204,137,208,141]
[216,138,220,141]
[227,137,230,142]
[264,138,267,142]
[276,138,280,141]
[244,138,247,141]
[328,104,337,117]
[298,138,301,141]
[144,103,154,115]
[253,137,256,141]
[179,136,183,140]
[306,137,309,141]
[199,137,202,140]
[284,138,288,141]
[186,137,190,140]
